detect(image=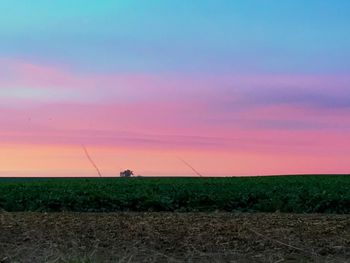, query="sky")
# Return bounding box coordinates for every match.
[1,1,350,176]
